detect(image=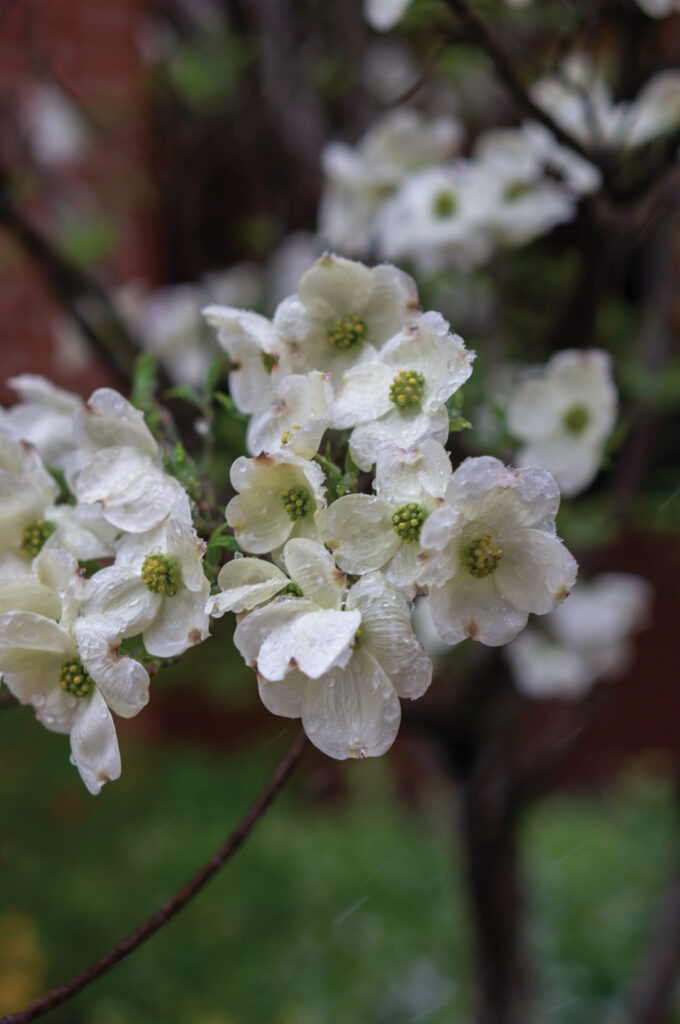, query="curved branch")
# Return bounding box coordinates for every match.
[440,0,600,168]
[1,730,308,1024]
